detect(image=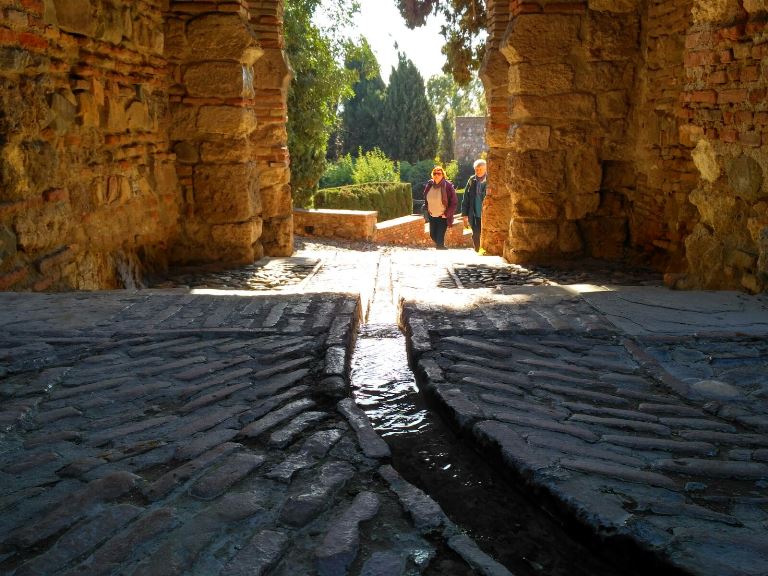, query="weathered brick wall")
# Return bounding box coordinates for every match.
[0,0,178,290]
[482,0,768,291]
[0,0,291,291]
[679,0,768,292]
